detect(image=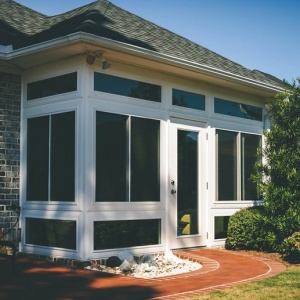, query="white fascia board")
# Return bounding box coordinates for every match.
[1,32,284,93]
